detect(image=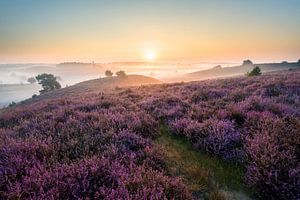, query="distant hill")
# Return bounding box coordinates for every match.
[186,60,300,80]
[23,74,161,104]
